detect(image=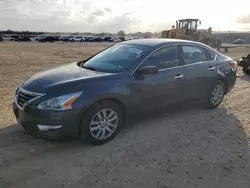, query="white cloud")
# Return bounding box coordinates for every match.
[0,0,250,32]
